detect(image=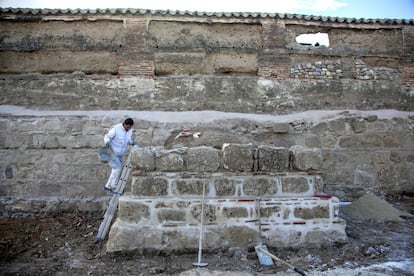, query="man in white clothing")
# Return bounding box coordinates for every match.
[103,118,138,192]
